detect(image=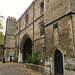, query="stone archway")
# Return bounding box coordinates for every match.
[20,34,32,62]
[23,38,32,62]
